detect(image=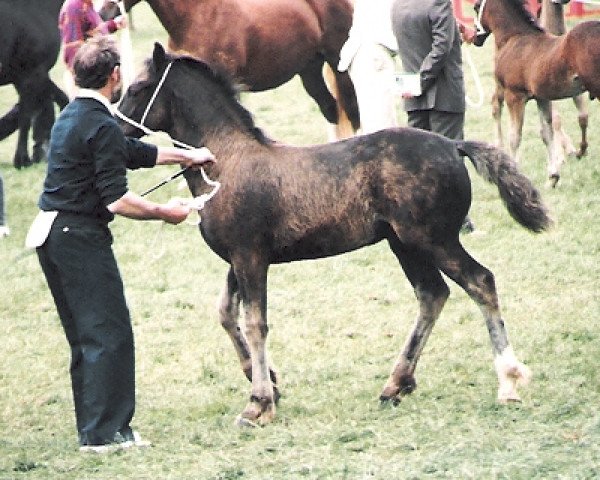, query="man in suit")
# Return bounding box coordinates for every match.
[391,0,469,139]
[391,0,476,231]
